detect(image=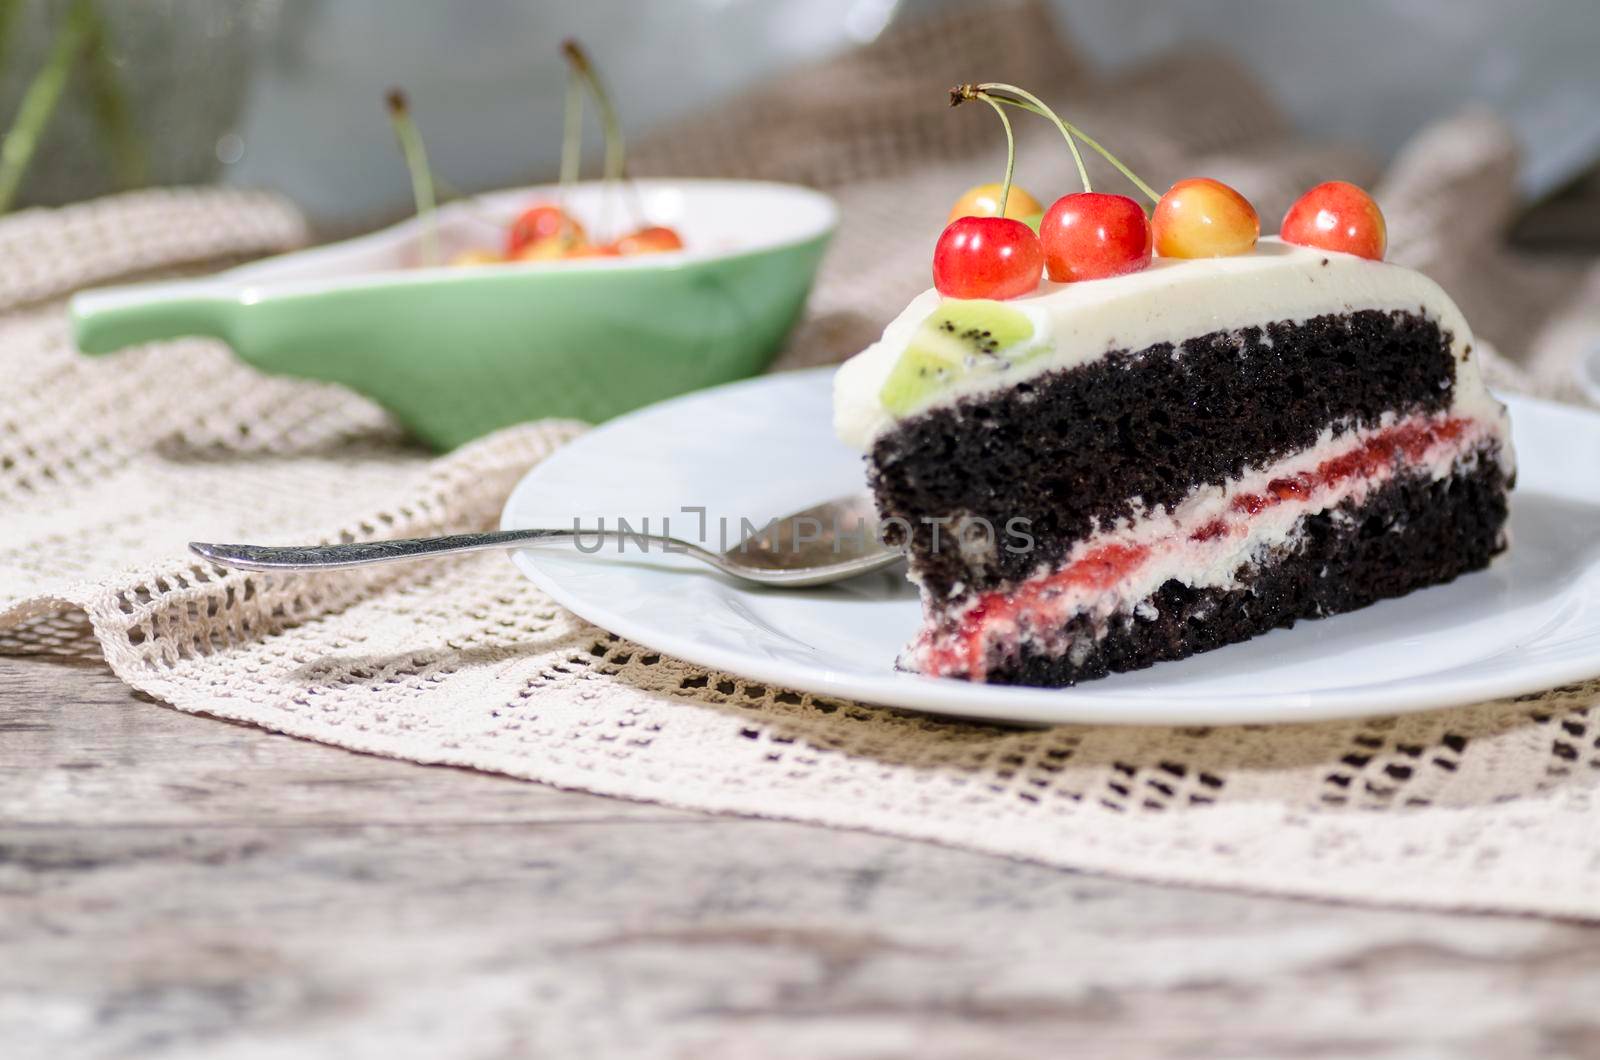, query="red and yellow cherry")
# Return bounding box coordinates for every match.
[514,236,584,261]
[614,225,684,256]
[563,241,621,259]
[507,203,584,256]
[1280,181,1386,260]
[1152,178,1259,258]
[1039,192,1151,283]
[449,247,503,267]
[947,183,1045,224]
[932,216,1043,300]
